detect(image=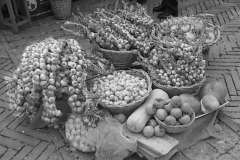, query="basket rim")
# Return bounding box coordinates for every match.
[93,69,152,109]
[152,74,207,90]
[154,108,196,128]
[203,23,221,47]
[91,40,139,55]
